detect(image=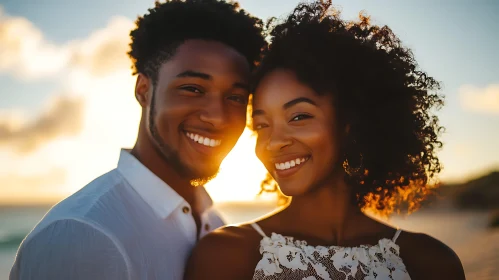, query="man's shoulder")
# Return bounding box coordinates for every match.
[48,169,125,216]
[11,217,131,280]
[26,215,112,240]
[72,168,124,198]
[27,169,129,239]
[19,217,121,259]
